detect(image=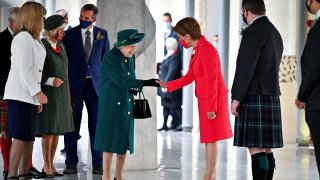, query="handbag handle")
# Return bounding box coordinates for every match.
[138,91,146,100]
